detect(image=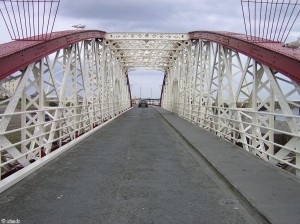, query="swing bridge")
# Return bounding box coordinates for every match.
[0,0,300,223]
